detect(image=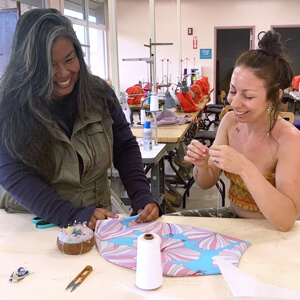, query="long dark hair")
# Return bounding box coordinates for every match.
[0,8,113,181]
[235,30,293,134]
